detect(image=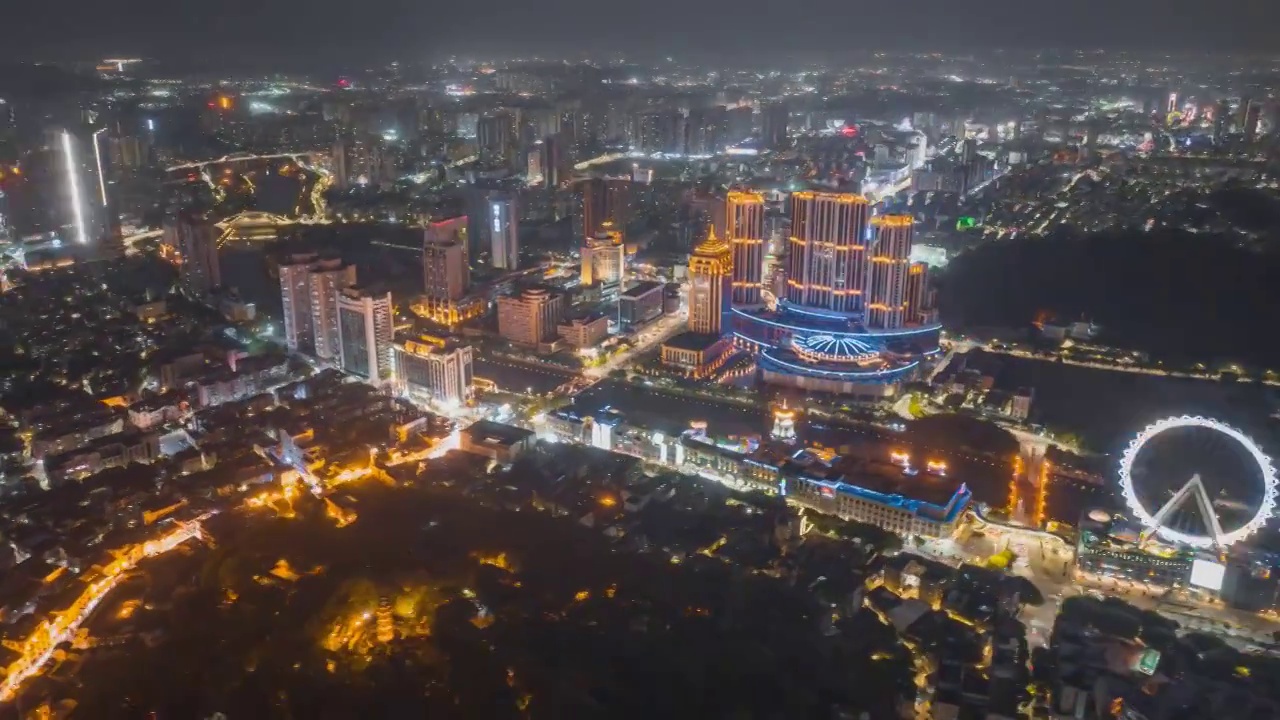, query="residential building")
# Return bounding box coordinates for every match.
[310,258,358,360]
[164,213,221,303]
